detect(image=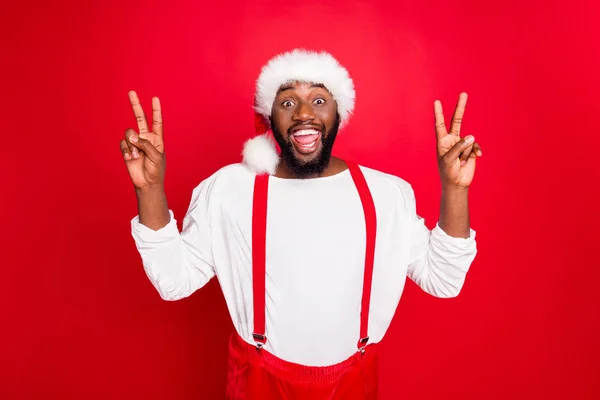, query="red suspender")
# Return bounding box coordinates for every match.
[345,161,377,351]
[251,162,377,352]
[252,174,269,348]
